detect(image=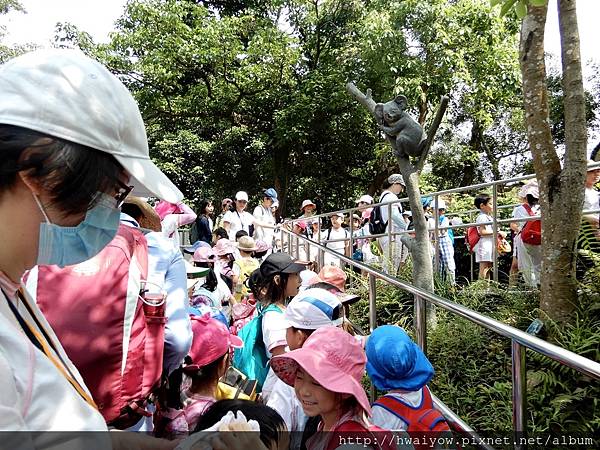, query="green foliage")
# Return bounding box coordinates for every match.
[348,272,600,433]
